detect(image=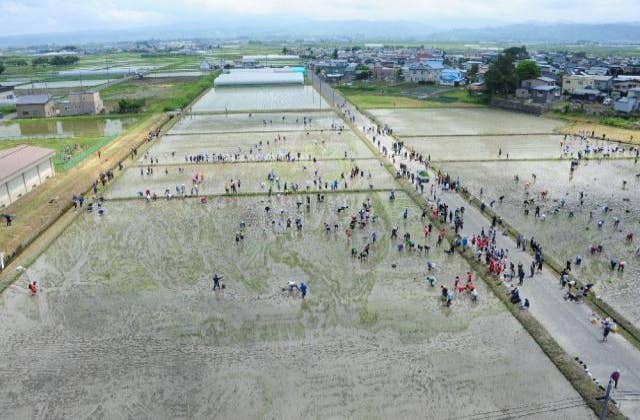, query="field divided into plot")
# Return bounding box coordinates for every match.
[107,159,395,199]
[152,126,371,163]
[369,107,564,136]
[170,111,340,134]
[192,85,327,112]
[0,192,592,419]
[0,86,594,418]
[372,106,640,331]
[441,159,640,327]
